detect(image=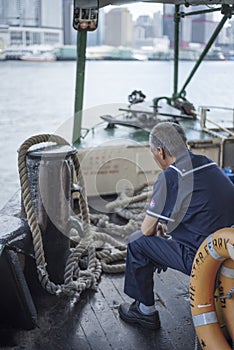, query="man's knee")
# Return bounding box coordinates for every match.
[129,230,144,243]
[127,230,147,258]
